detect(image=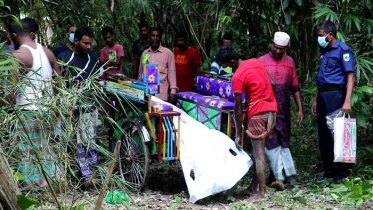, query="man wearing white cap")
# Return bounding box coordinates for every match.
[258,32,304,191]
